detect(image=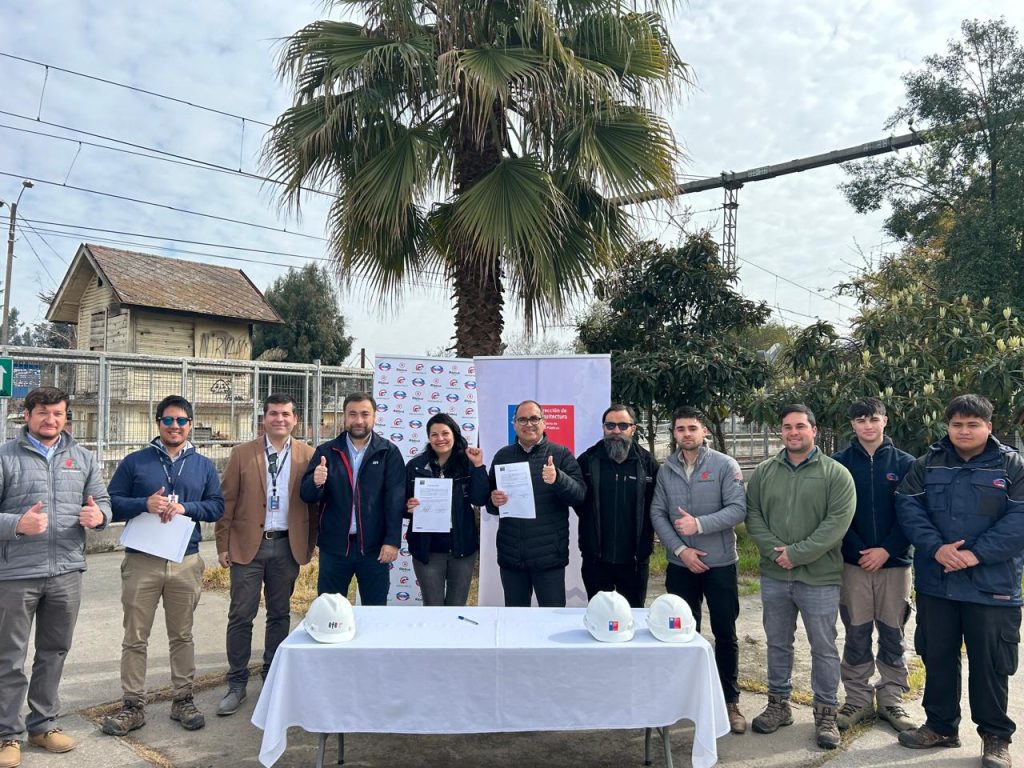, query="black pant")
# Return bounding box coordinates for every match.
[499,565,566,607]
[915,593,1021,741]
[581,557,650,608]
[318,540,390,606]
[666,562,740,703]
